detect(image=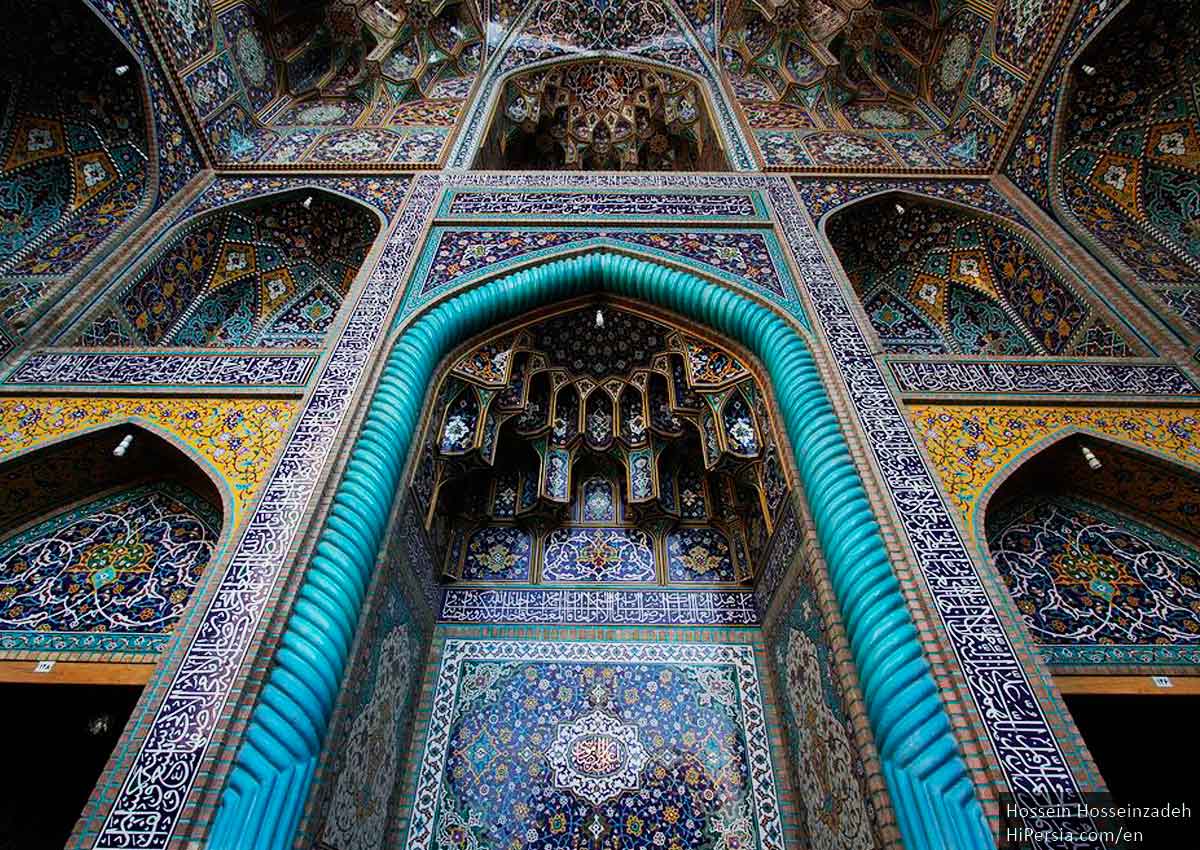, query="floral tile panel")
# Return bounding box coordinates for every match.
[406,639,785,850]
